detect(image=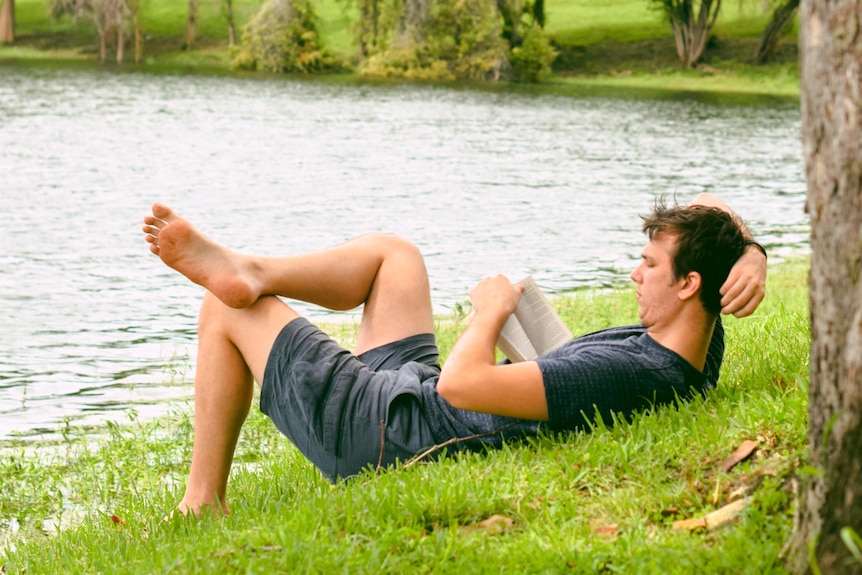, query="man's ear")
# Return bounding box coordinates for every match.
[678,271,702,302]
